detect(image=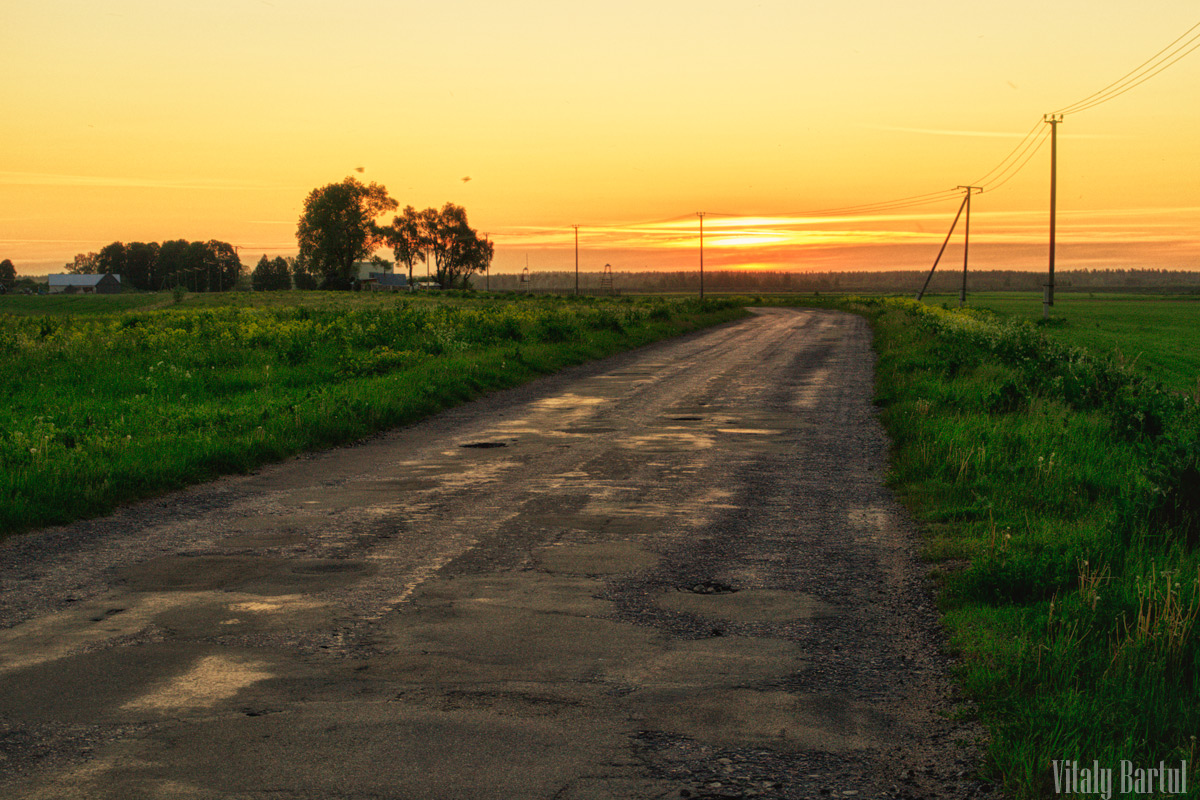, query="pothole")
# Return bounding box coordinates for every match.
[681,580,739,595]
[460,441,508,449]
